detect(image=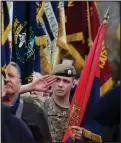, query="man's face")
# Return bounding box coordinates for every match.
[5,65,21,95]
[52,75,75,97]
